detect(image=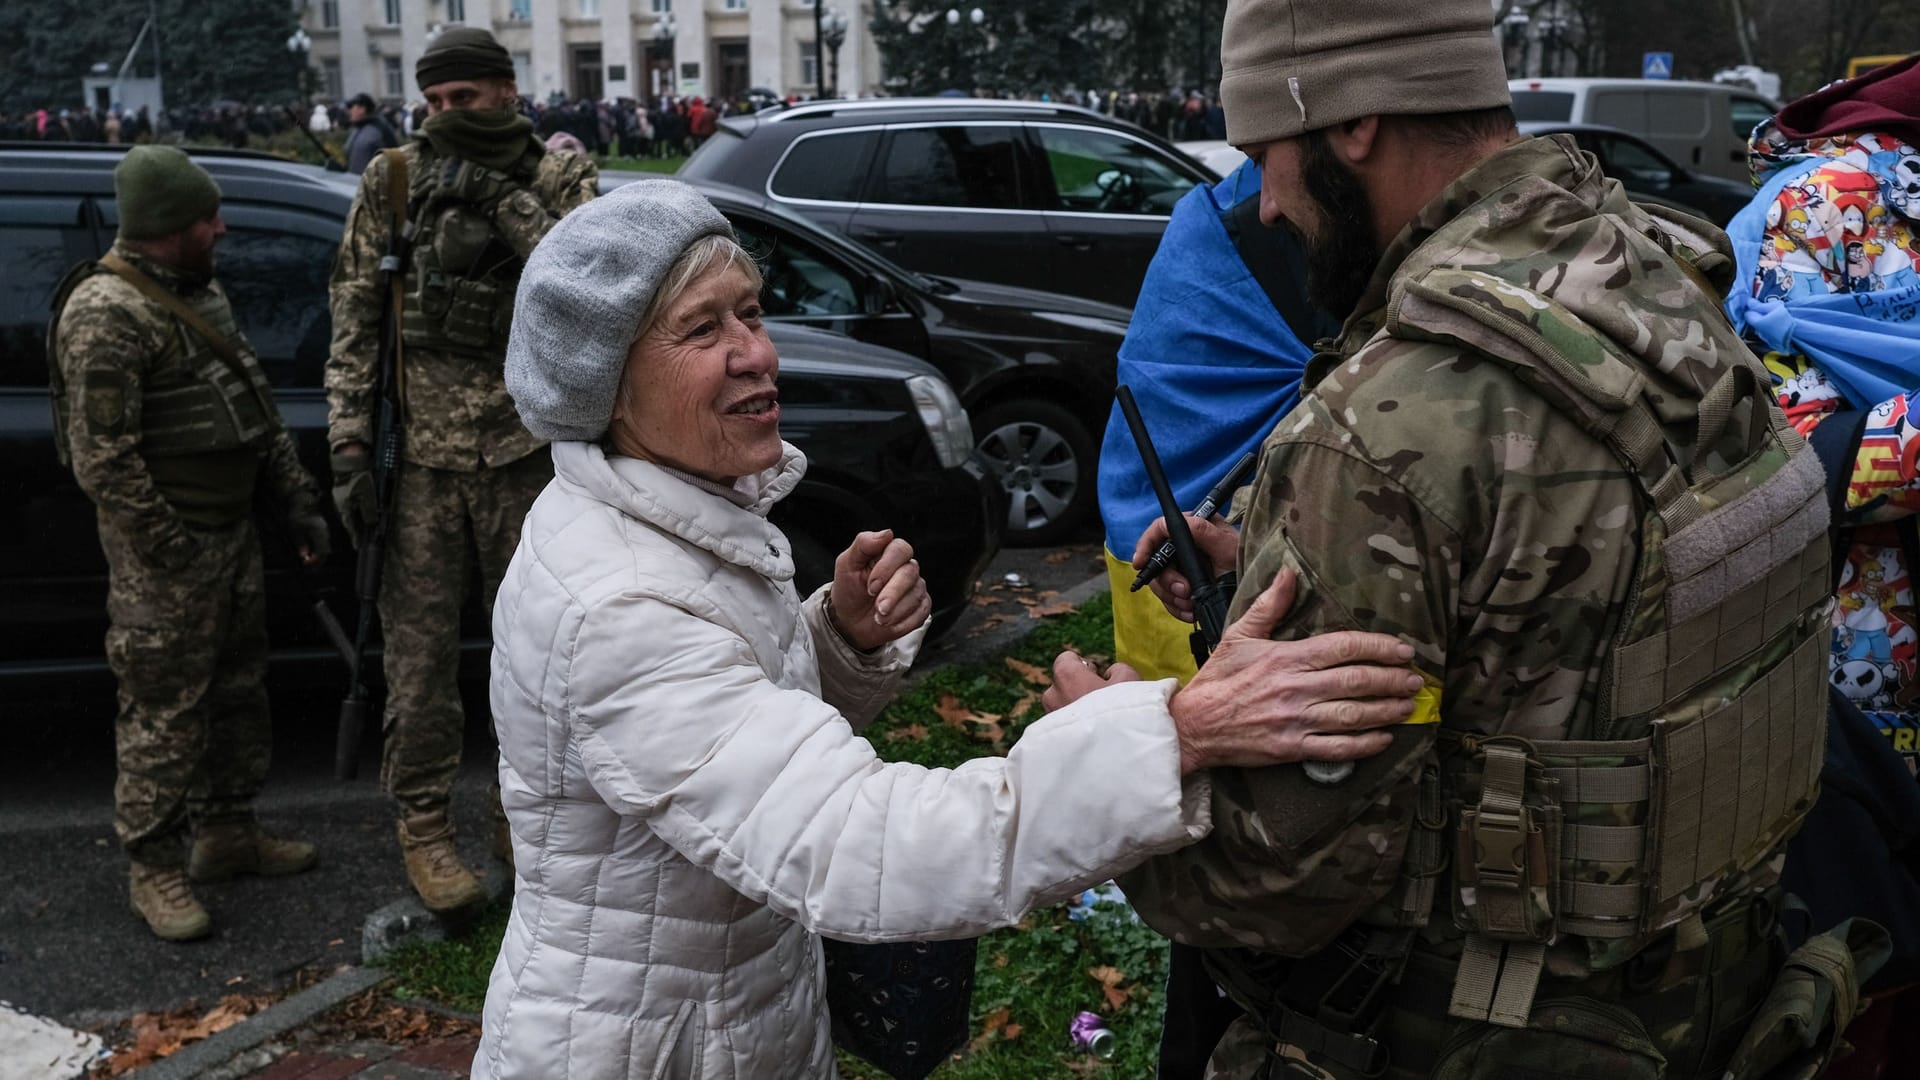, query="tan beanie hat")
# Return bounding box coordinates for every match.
[1220,0,1512,146]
